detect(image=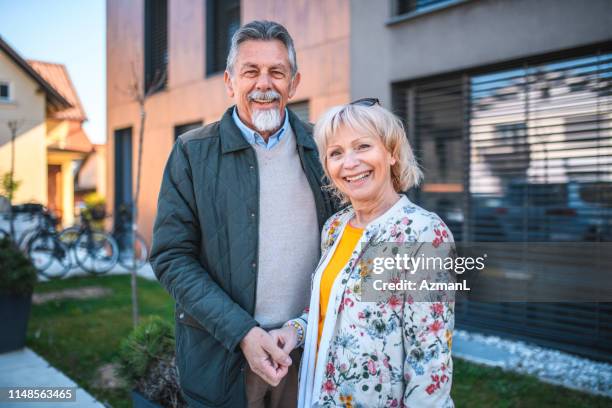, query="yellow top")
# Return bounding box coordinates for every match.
[318,222,364,347]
